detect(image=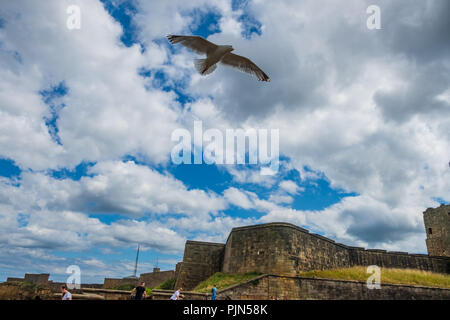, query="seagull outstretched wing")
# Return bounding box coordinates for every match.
[221,53,270,82]
[167,35,218,55]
